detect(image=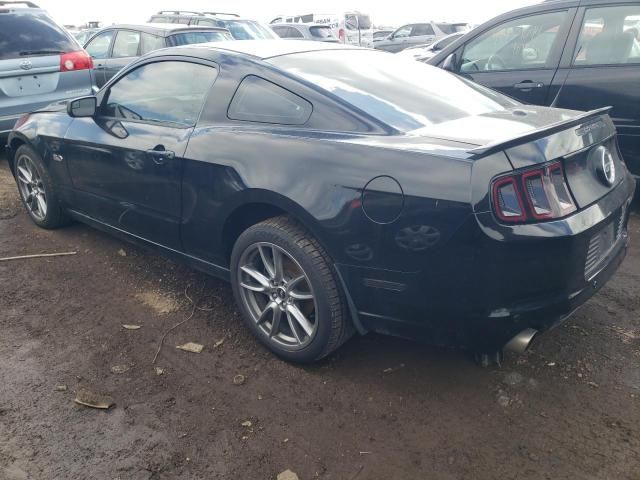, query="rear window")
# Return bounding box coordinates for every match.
[310,26,334,38]
[269,50,517,131]
[170,31,231,45]
[228,75,312,125]
[0,12,77,60]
